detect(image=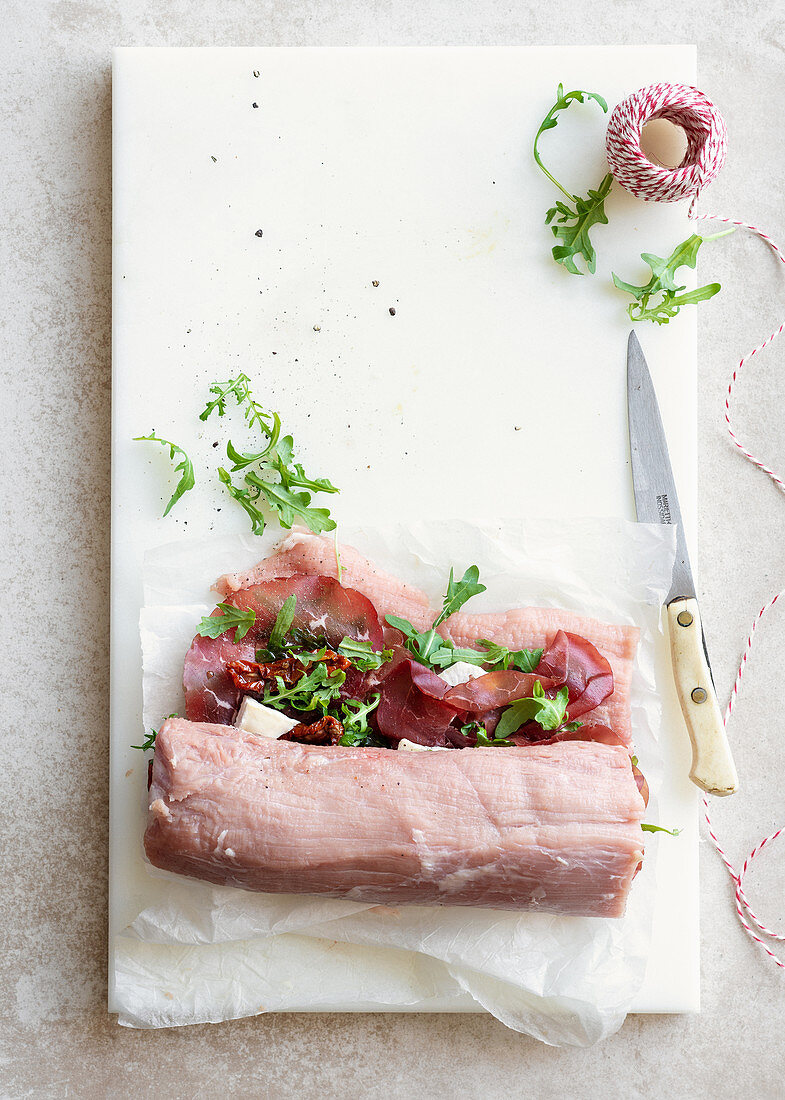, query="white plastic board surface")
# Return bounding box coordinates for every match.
[111,45,700,1017]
